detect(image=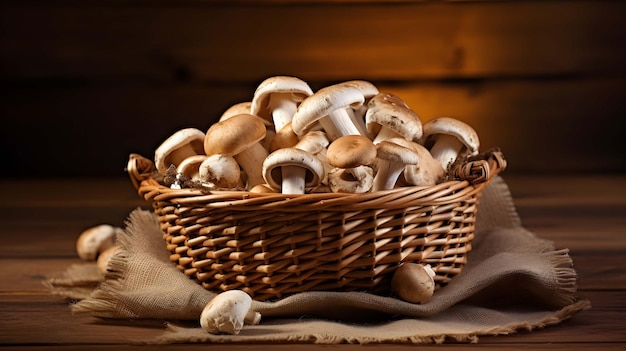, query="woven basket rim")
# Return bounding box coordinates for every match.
[127,148,506,207]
